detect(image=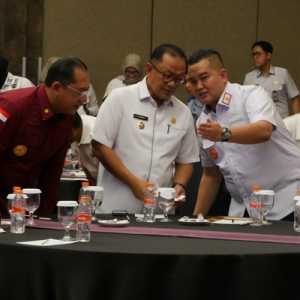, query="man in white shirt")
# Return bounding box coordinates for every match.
[244,40,300,118]
[187,48,300,221]
[0,56,34,92]
[72,113,98,185]
[92,44,199,213]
